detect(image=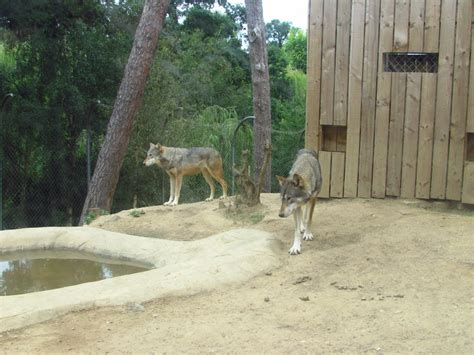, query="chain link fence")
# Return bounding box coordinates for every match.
[114,113,305,210]
[2,105,305,229]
